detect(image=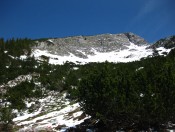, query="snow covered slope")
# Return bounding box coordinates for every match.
[13,92,89,132]
[32,42,153,65]
[31,33,174,65]
[4,33,175,131]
